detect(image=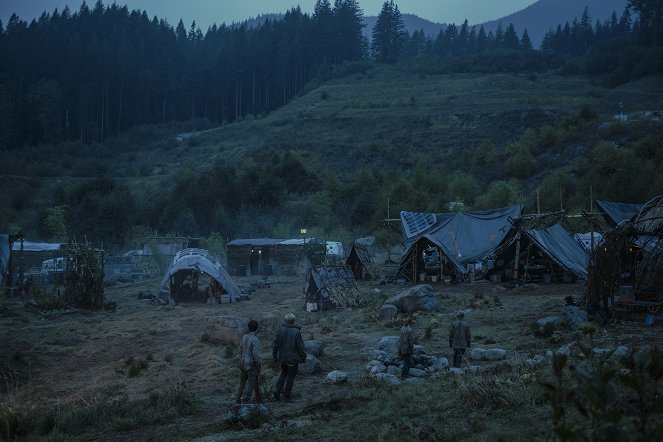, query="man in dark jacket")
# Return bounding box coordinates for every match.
[449,310,471,368]
[398,317,415,379]
[272,313,306,401]
[236,319,262,404]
